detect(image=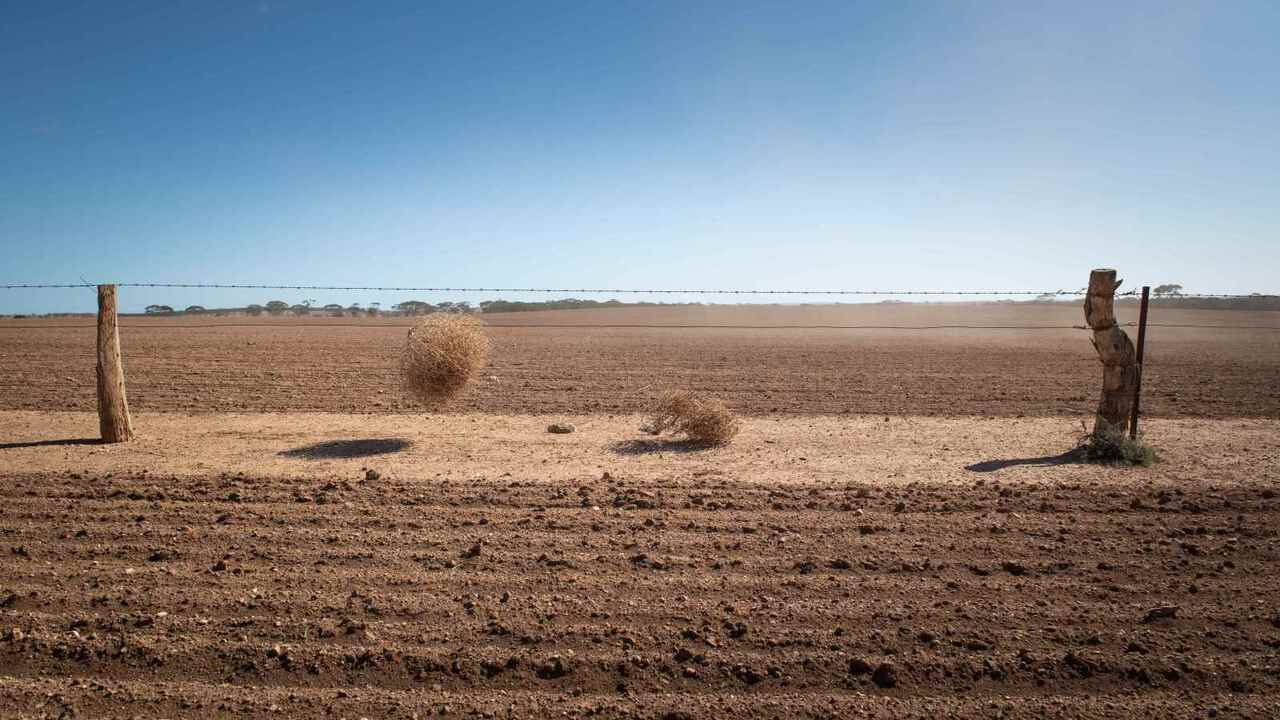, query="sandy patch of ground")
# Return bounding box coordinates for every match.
[1,411,1275,485]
